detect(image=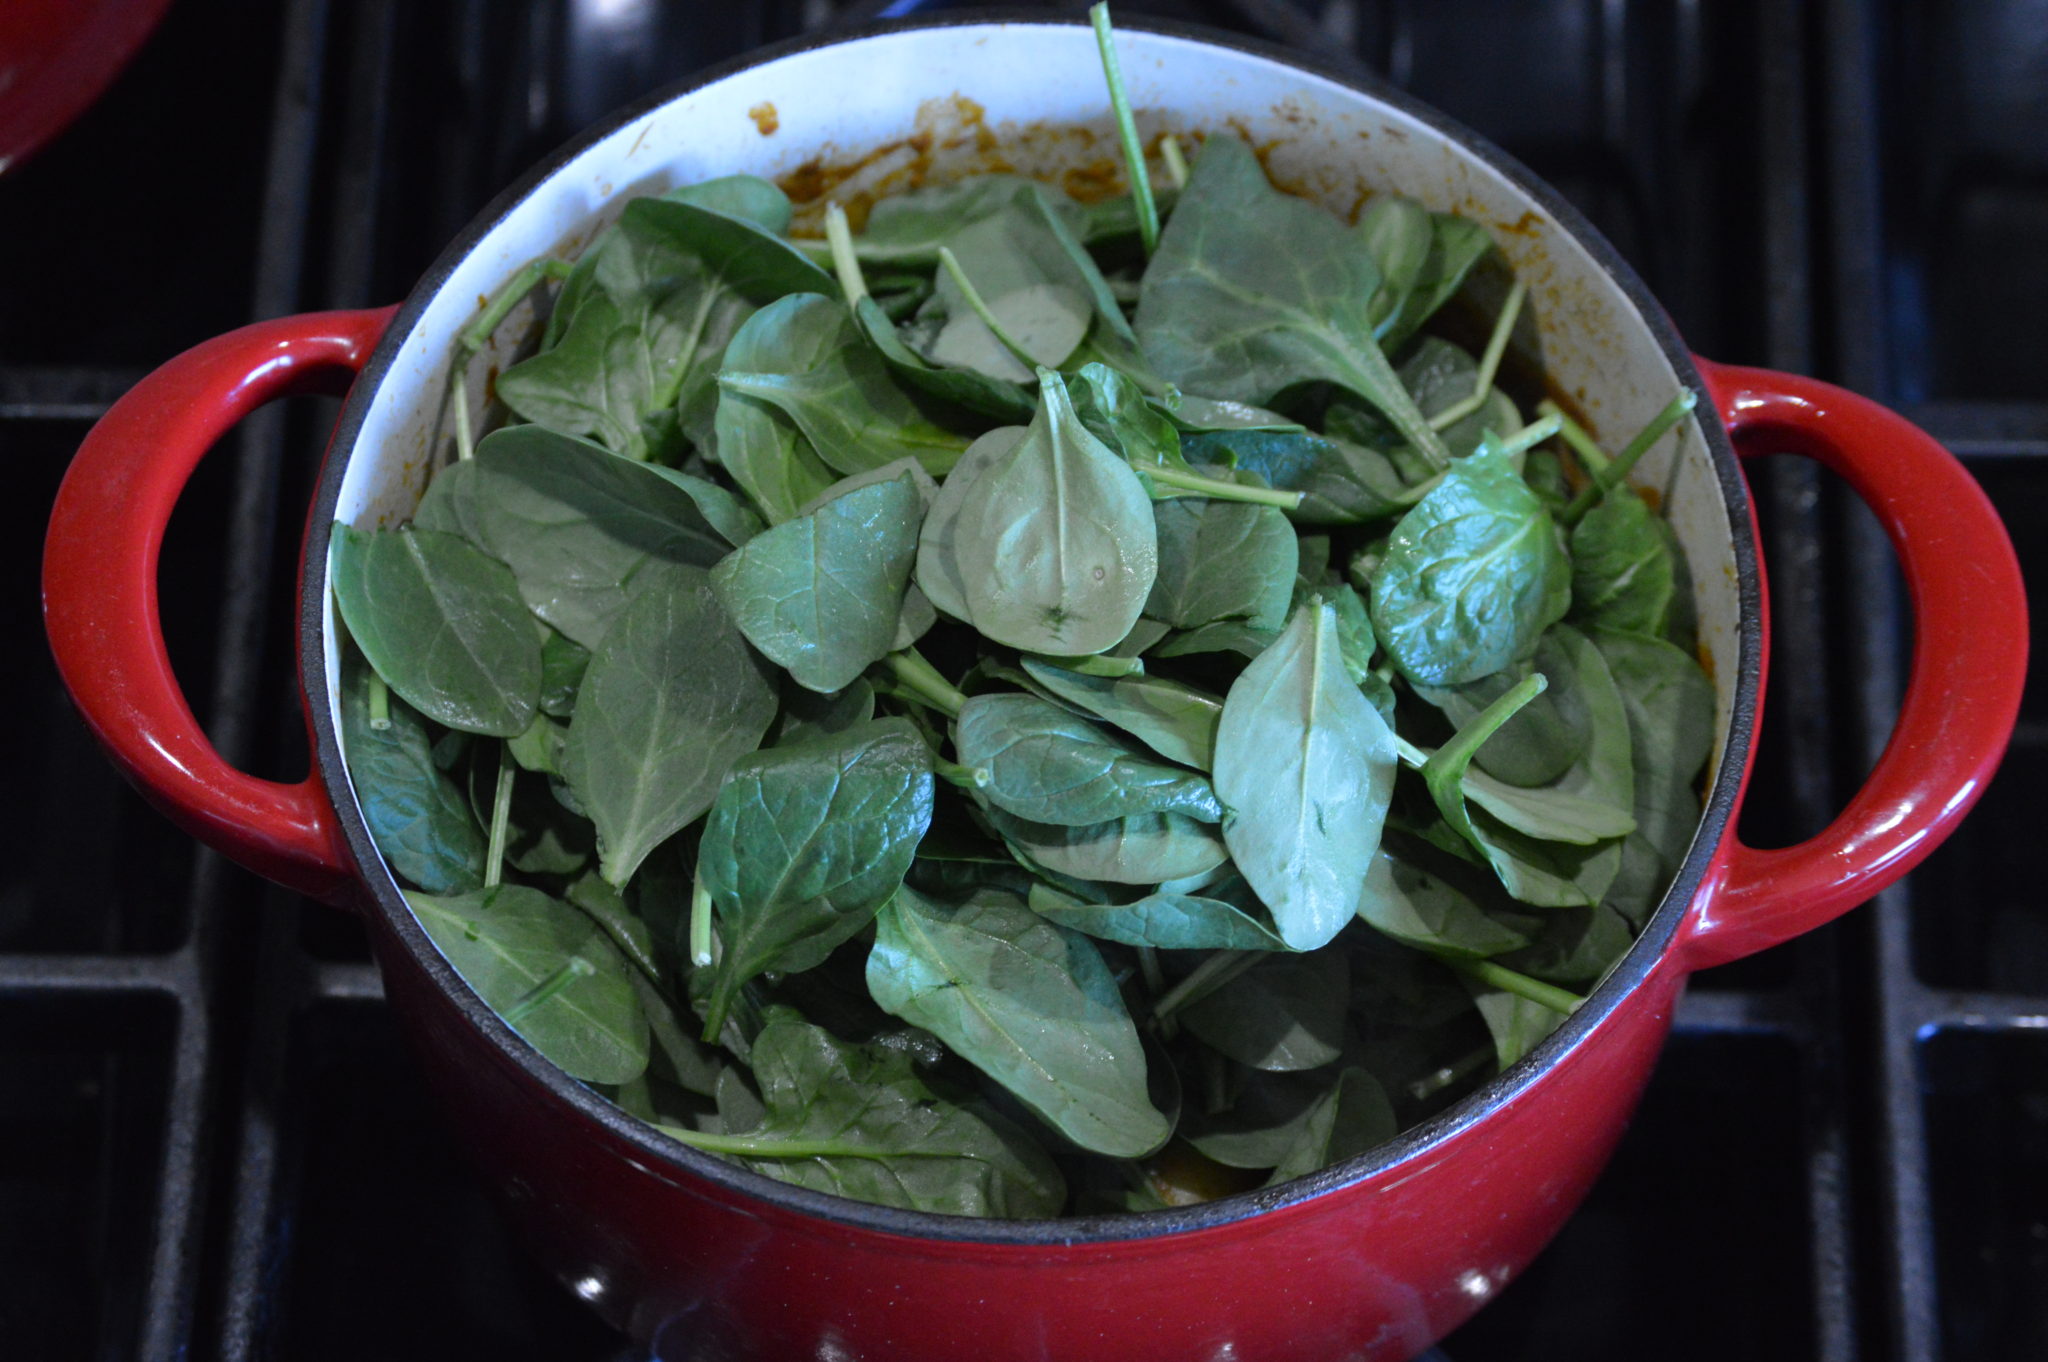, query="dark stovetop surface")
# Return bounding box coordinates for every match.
[3,2,2042,1360]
